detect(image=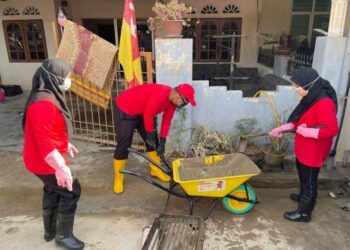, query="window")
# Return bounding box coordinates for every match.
[3,20,47,62]
[184,18,242,62]
[290,0,330,48]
